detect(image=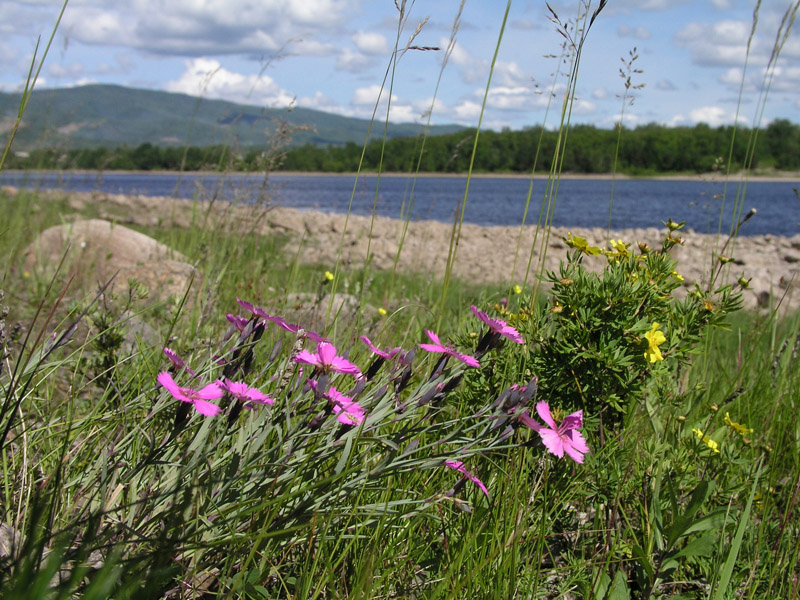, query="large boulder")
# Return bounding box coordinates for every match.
[24,219,199,303]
